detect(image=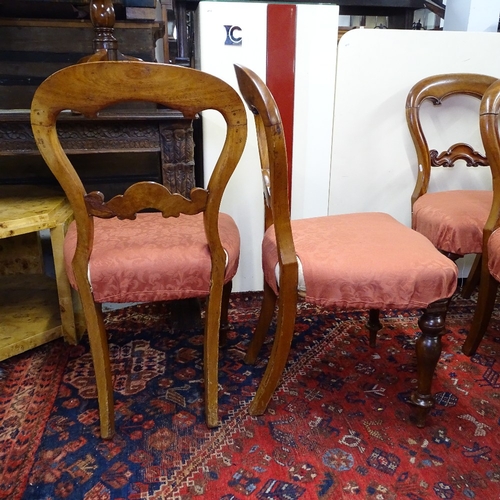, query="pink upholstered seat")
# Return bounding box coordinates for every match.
[64,213,240,303]
[413,190,492,255]
[263,212,457,310]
